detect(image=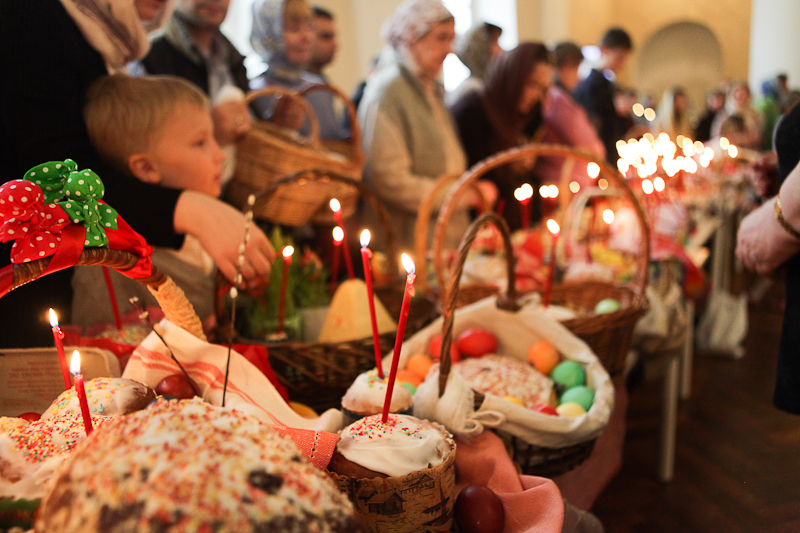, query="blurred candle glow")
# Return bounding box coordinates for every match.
[603,209,615,224]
